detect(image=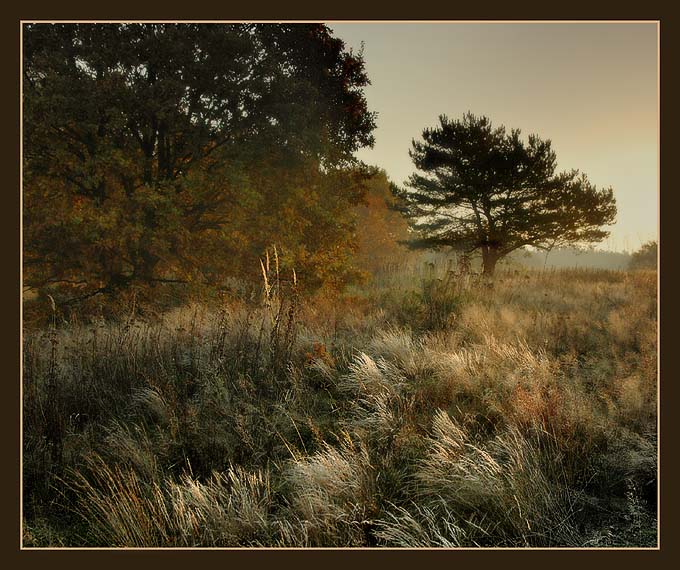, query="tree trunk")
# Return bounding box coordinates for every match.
[134,248,160,285]
[482,247,500,277]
